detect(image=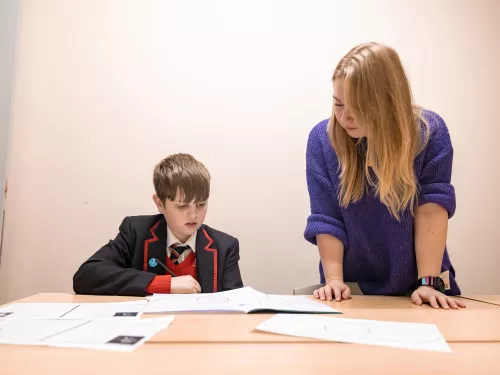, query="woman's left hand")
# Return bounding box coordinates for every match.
[411,286,466,309]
